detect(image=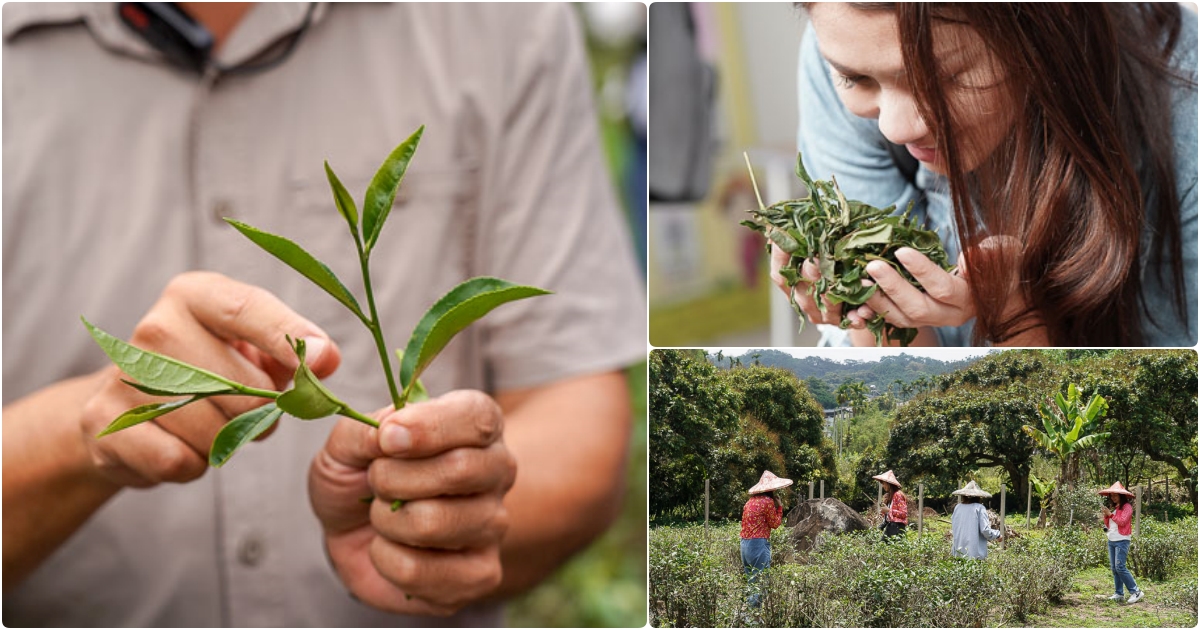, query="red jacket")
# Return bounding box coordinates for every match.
[740,494,783,539]
[1104,502,1134,536]
[885,491,908,525]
